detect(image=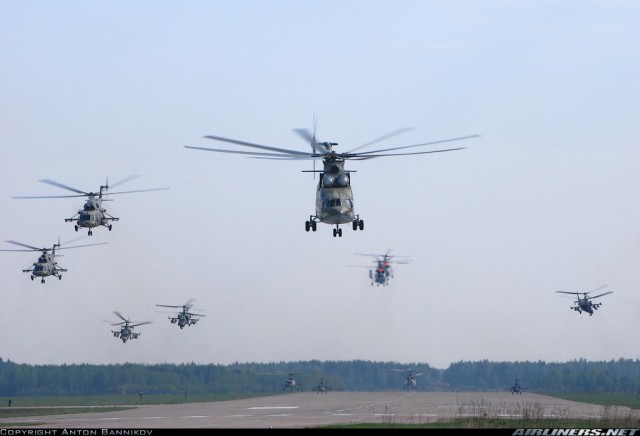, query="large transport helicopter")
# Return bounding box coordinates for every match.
[356,250,412,286]
[388,368,424,391]
[185,121,478,237]
[556,285,613,316]
[0,237,107,283]
[13,176,169,236]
